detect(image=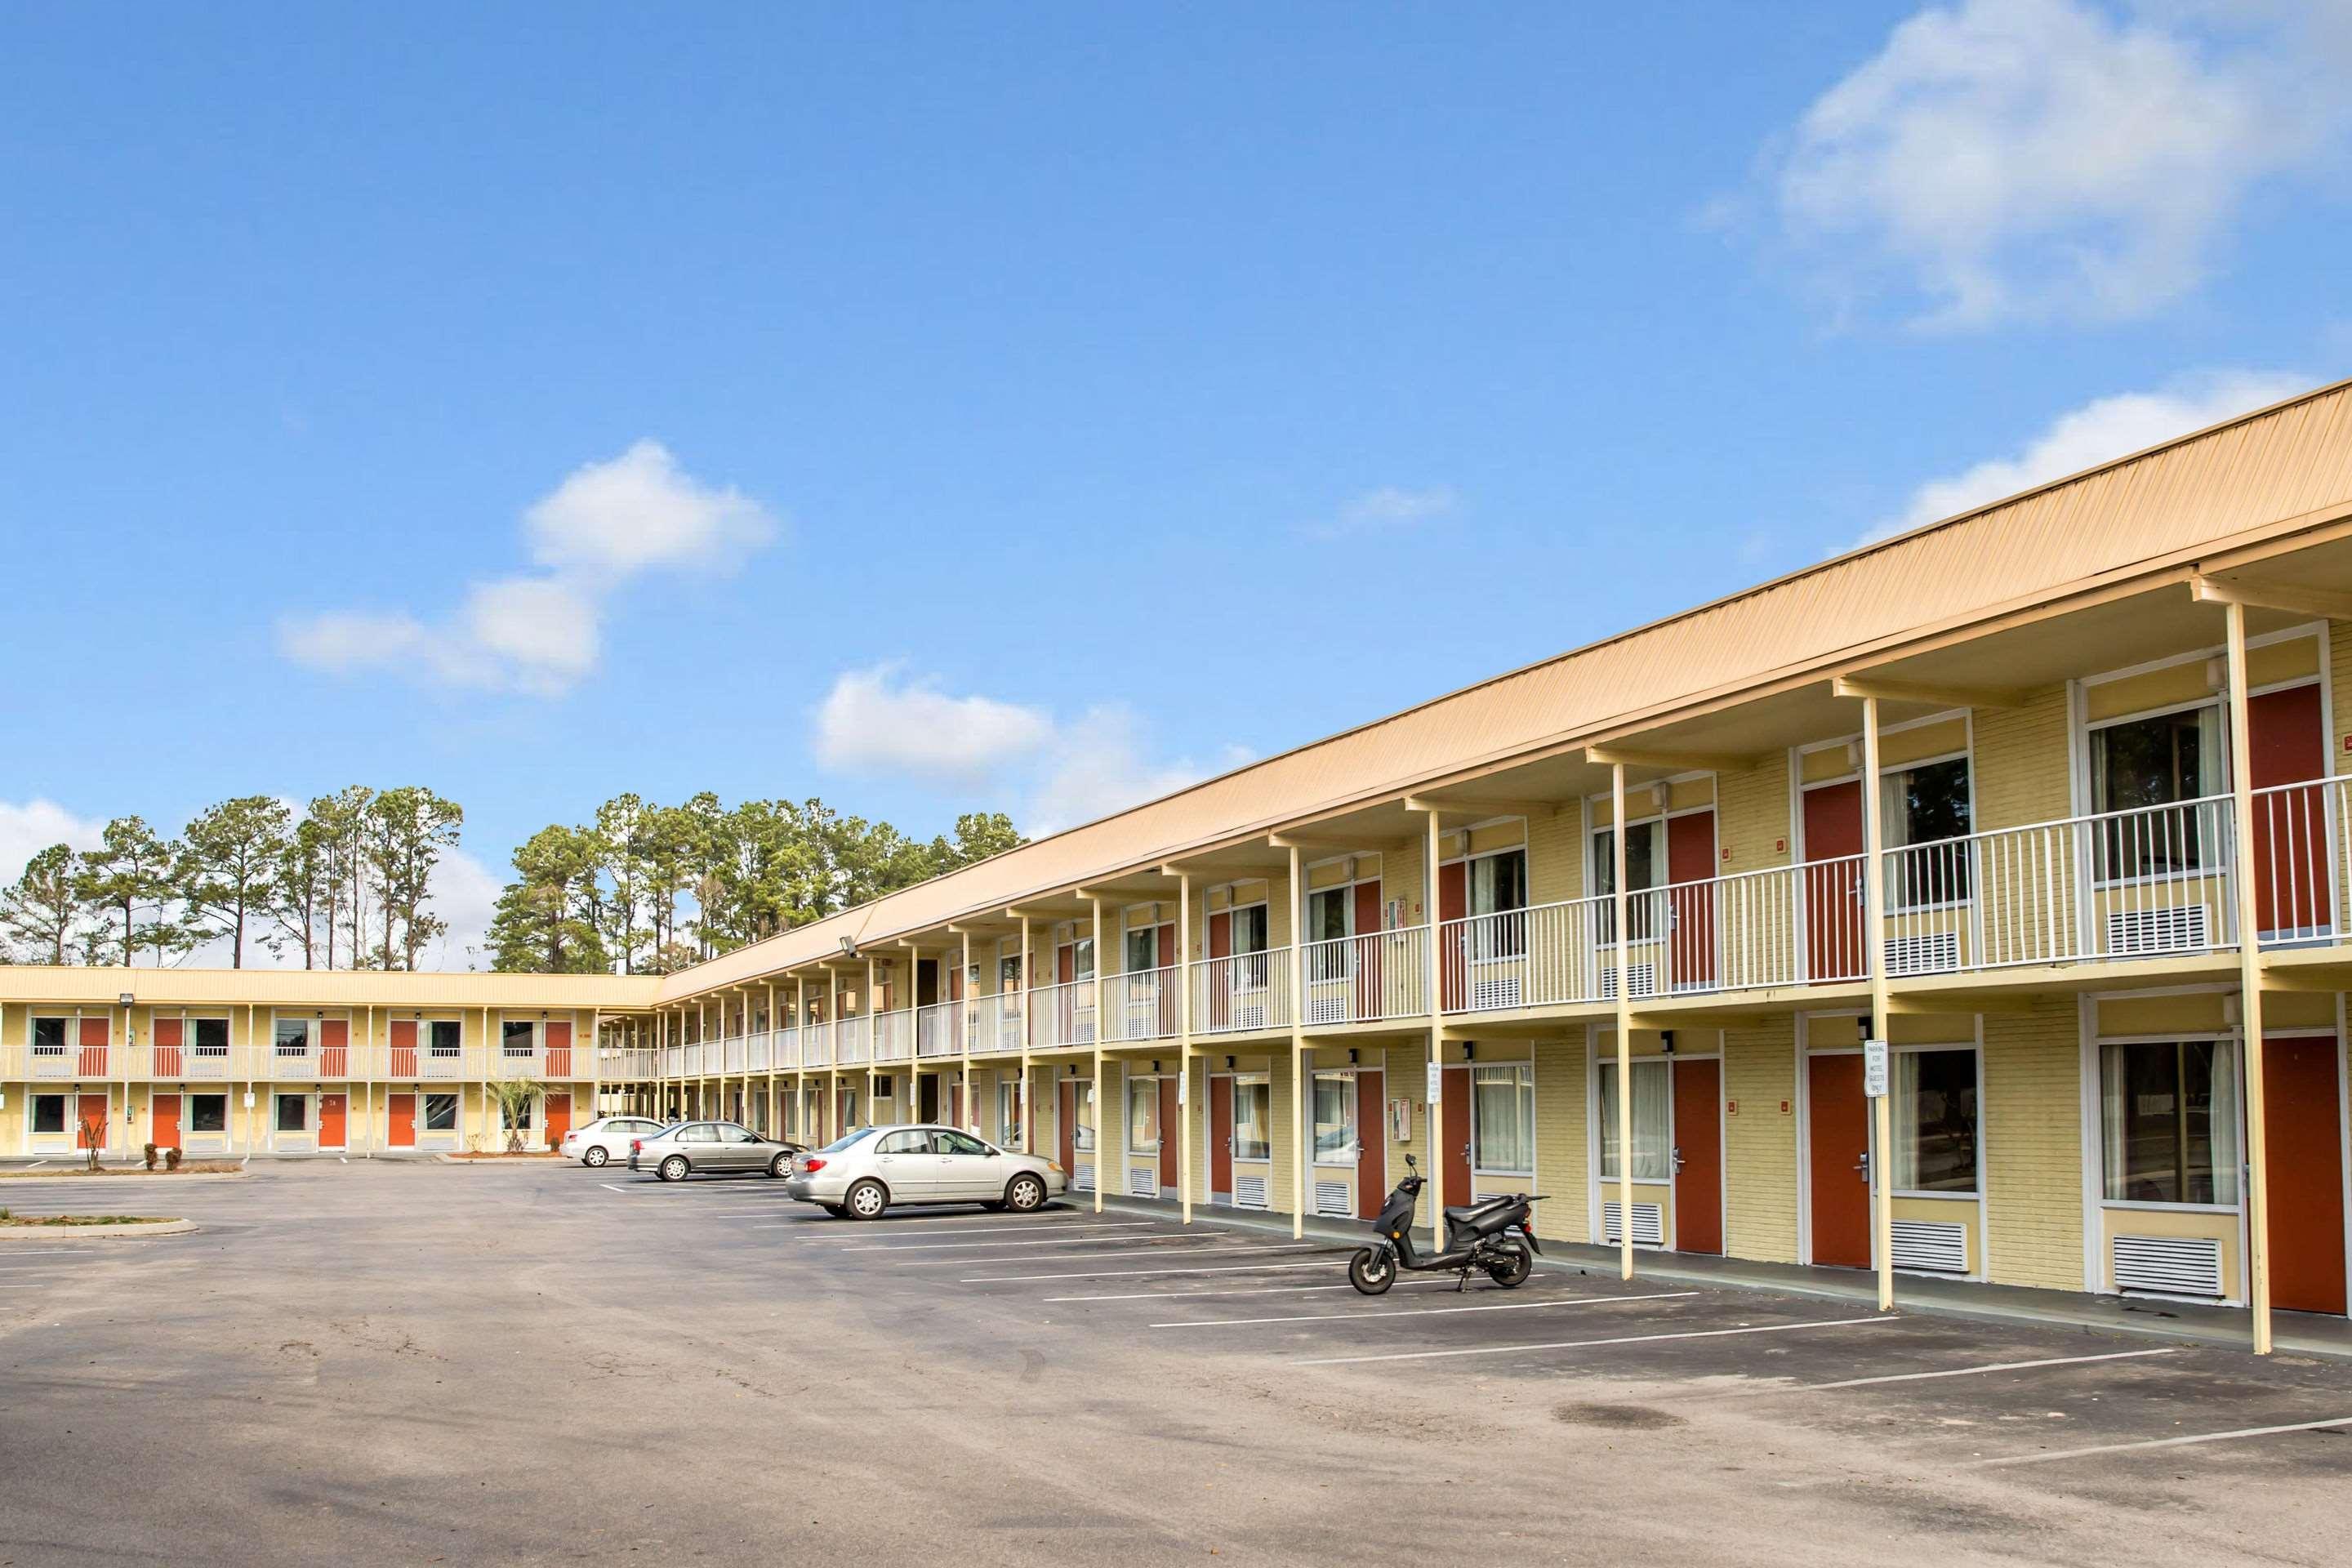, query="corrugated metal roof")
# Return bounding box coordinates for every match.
[657,376,2352,1004]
